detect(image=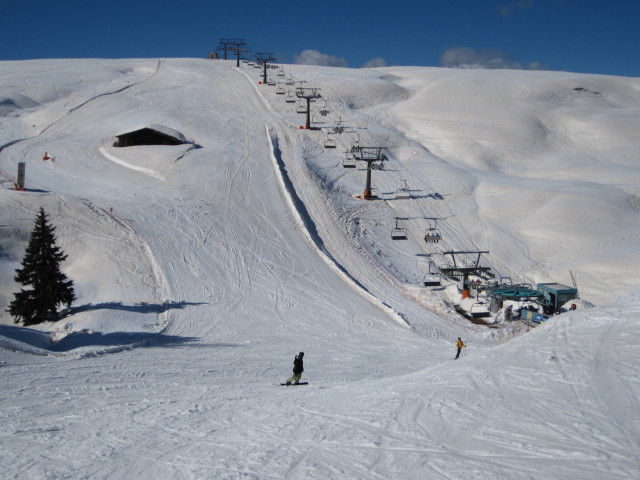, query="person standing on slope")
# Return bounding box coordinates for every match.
[286,352,304,385]
[455,337,465,359]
